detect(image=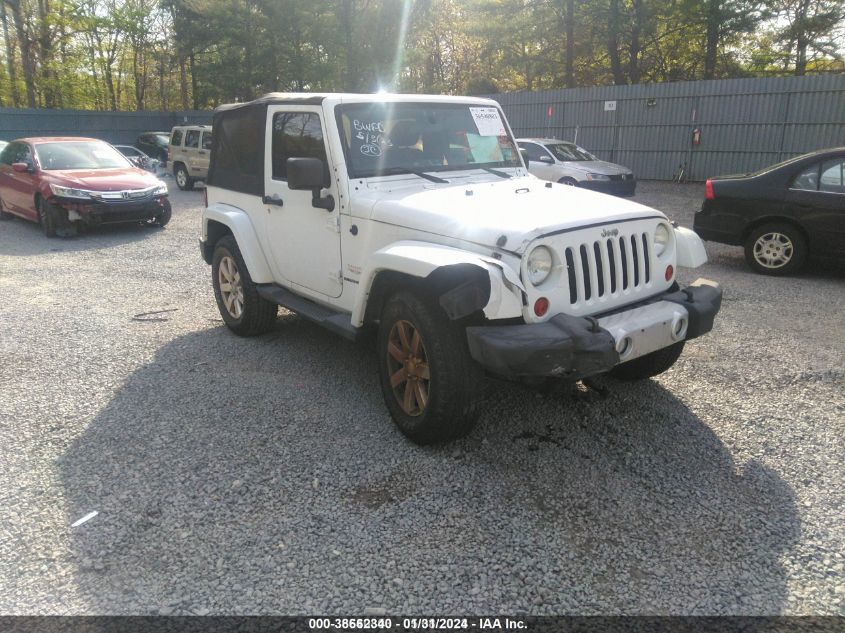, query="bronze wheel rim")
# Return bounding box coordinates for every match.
[387,319,431,416]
